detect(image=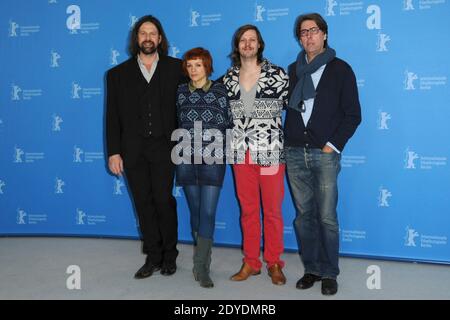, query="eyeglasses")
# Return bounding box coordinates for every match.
[299,27,321,37]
